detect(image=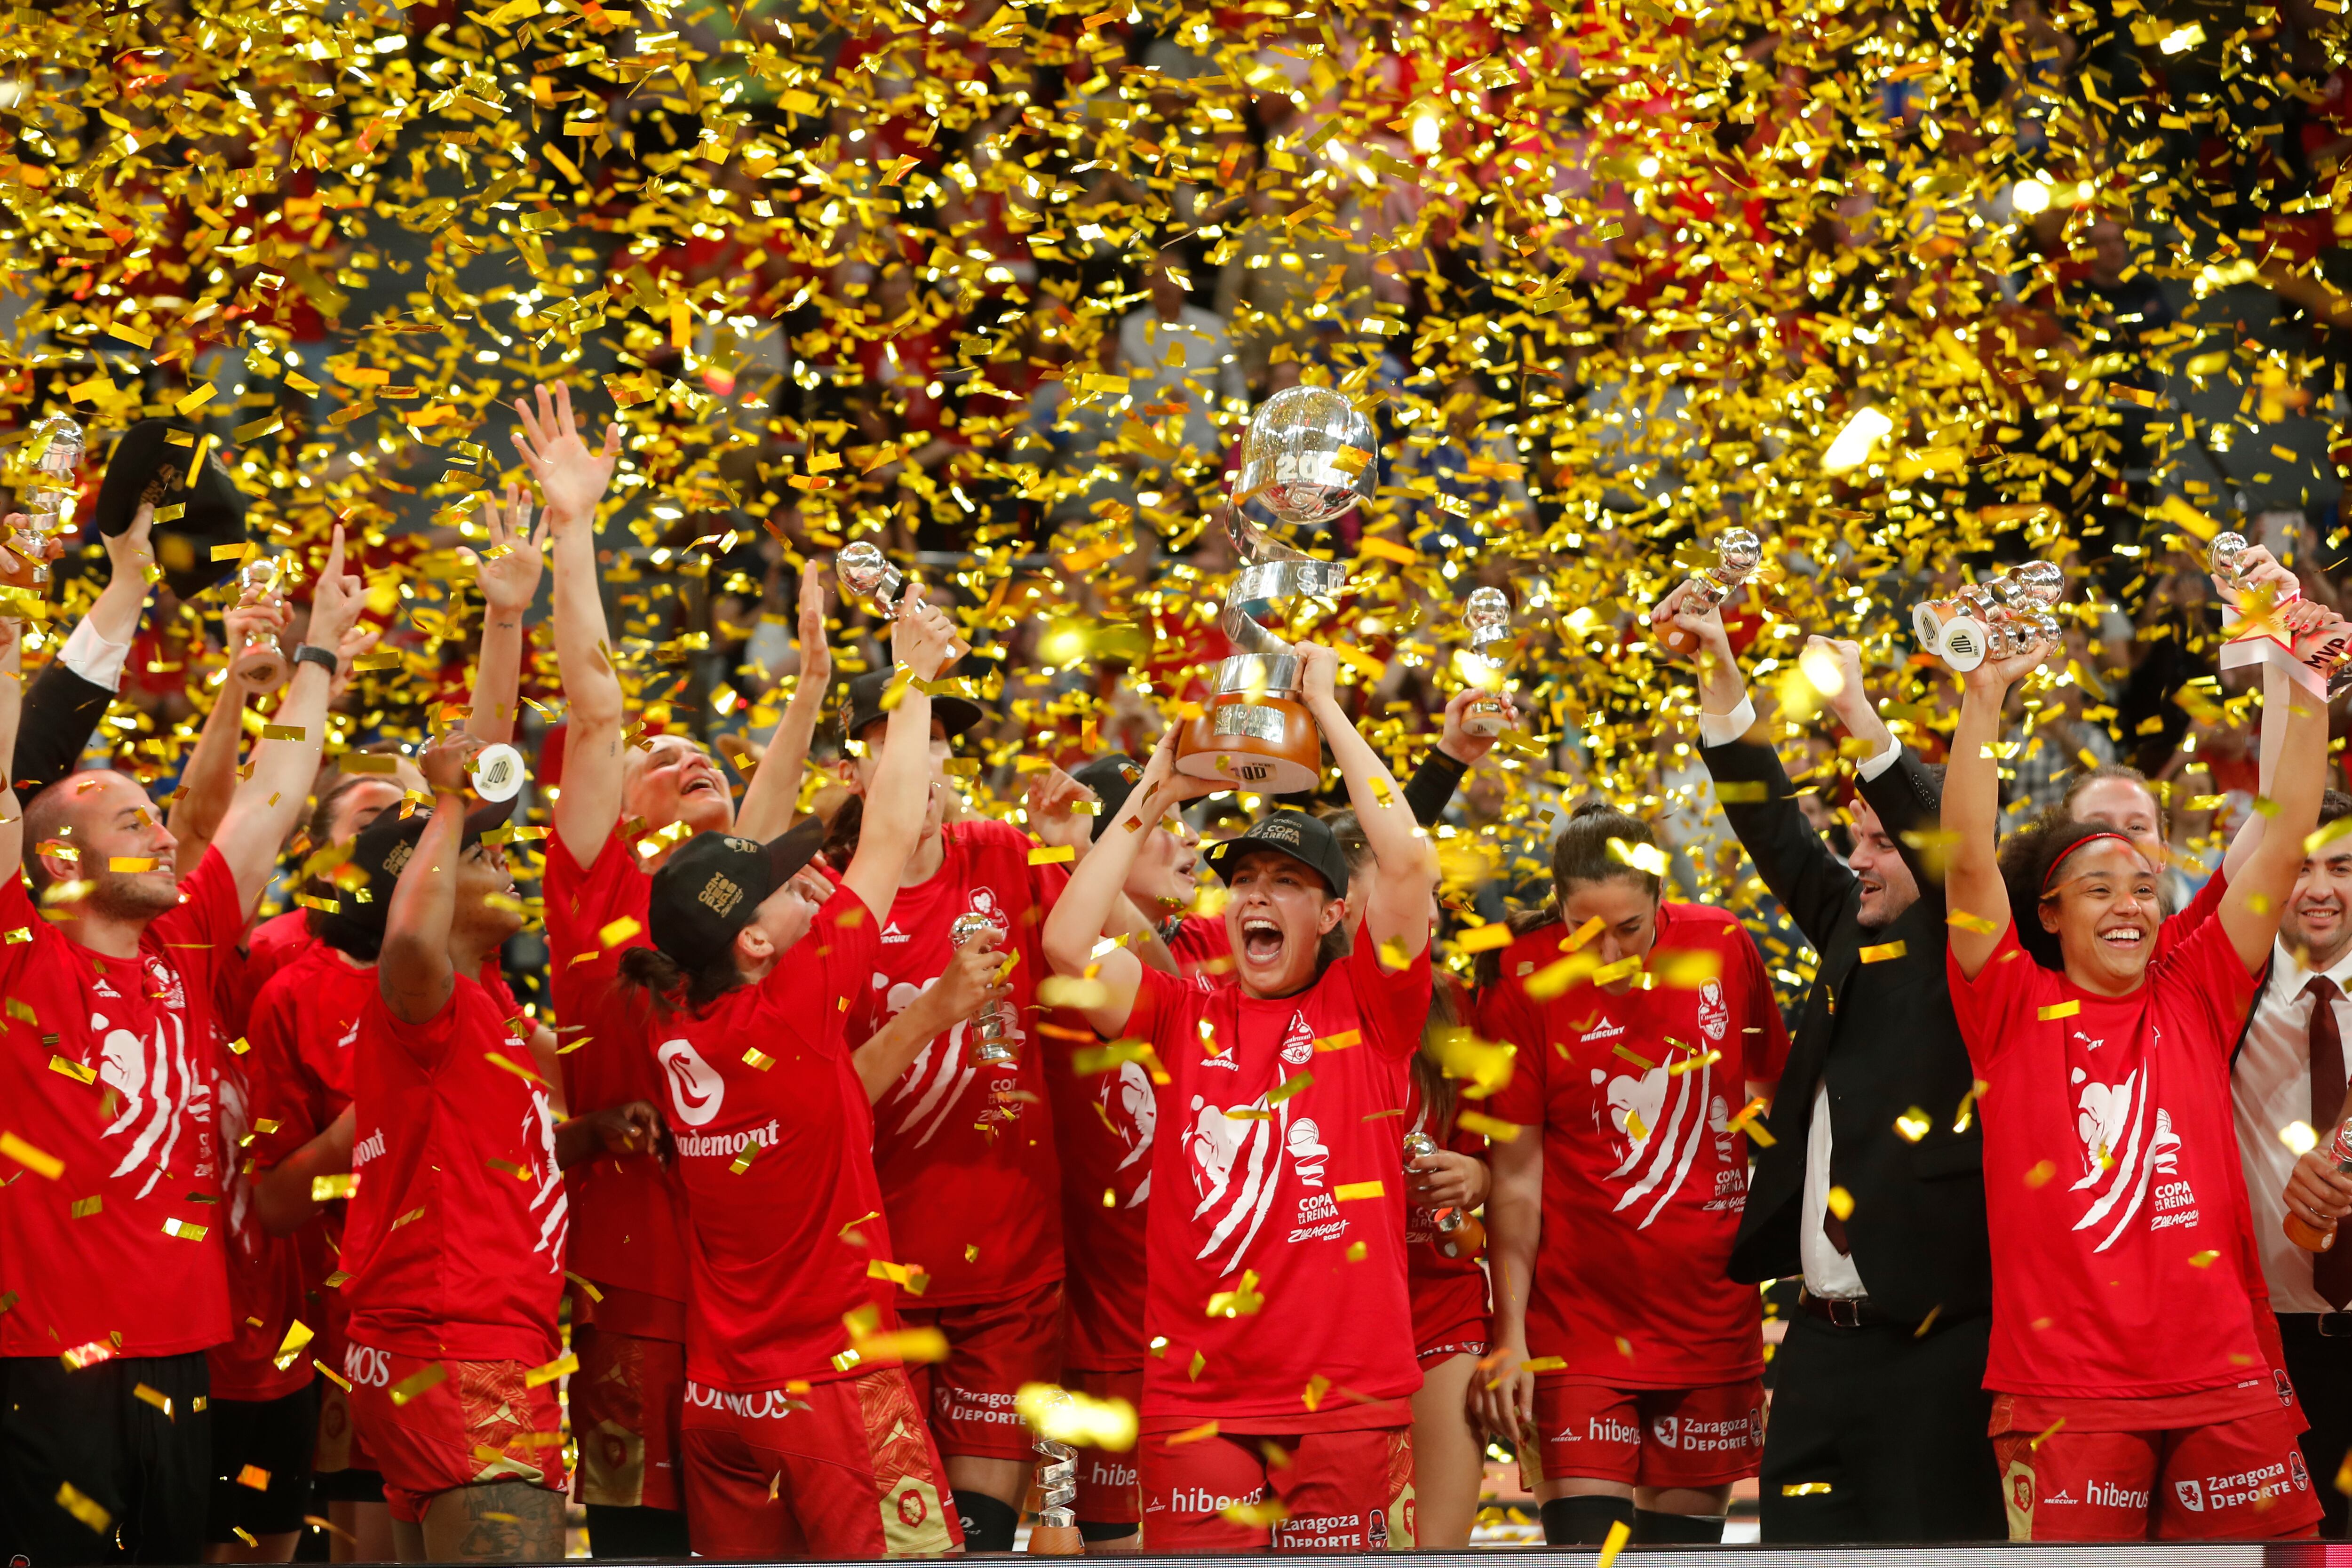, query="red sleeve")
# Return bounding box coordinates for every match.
[1945,922,2048,1075]
[1123,960,1198,1045]
[1479,973,1546,1129]
[1344,931,1434,1061]
[380,974,483,1065]
[2160,864,2230,955]
[765,885,882,1043]
[2153,914,2263,1070]
[1732,923,1790,1084]
[245,974,325,1164]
